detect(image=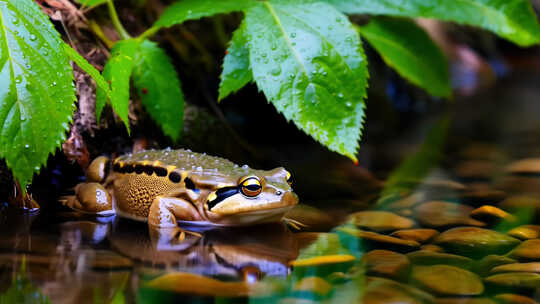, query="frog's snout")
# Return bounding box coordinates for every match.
[281,191,299,207]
